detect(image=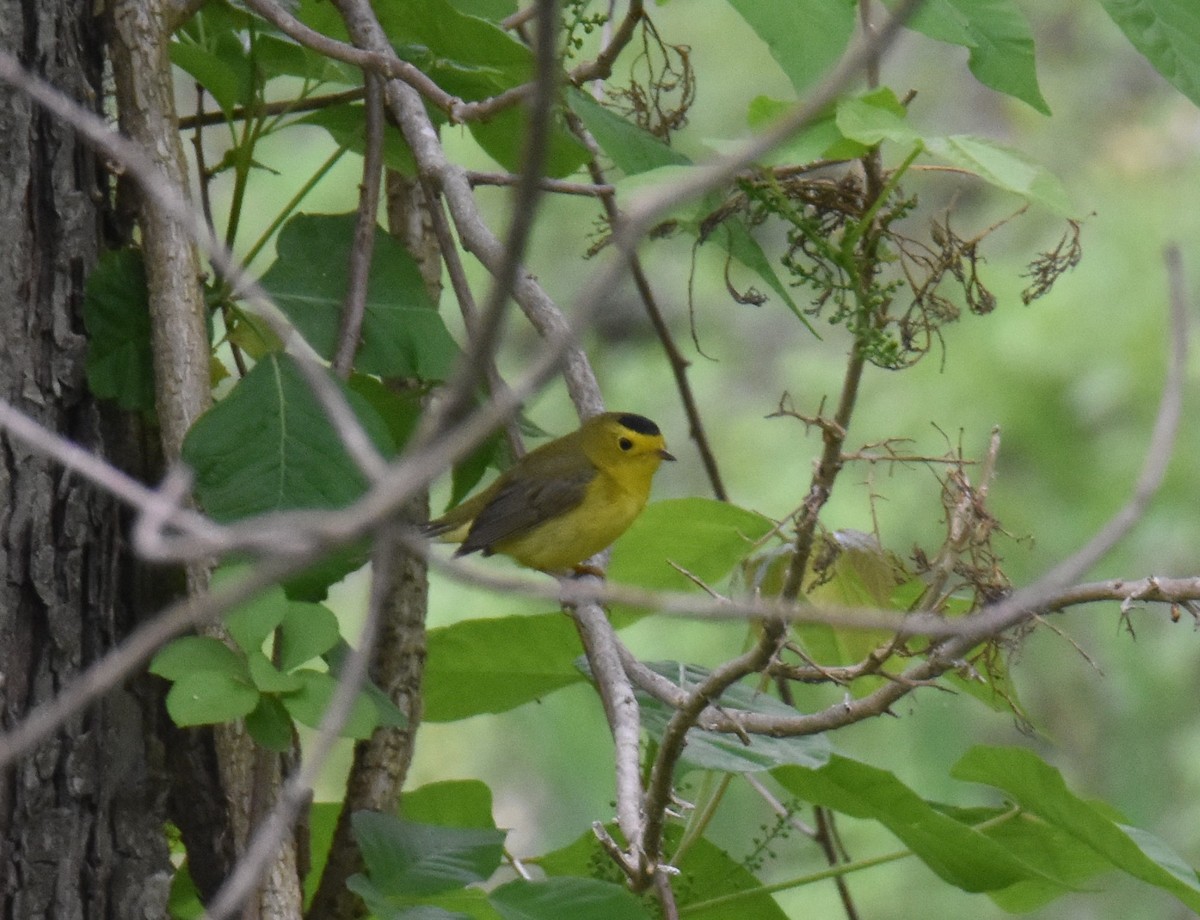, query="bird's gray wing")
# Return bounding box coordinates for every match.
[457,464,596,556]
